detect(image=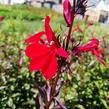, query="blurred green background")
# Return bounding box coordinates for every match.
[0,4,109,109]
